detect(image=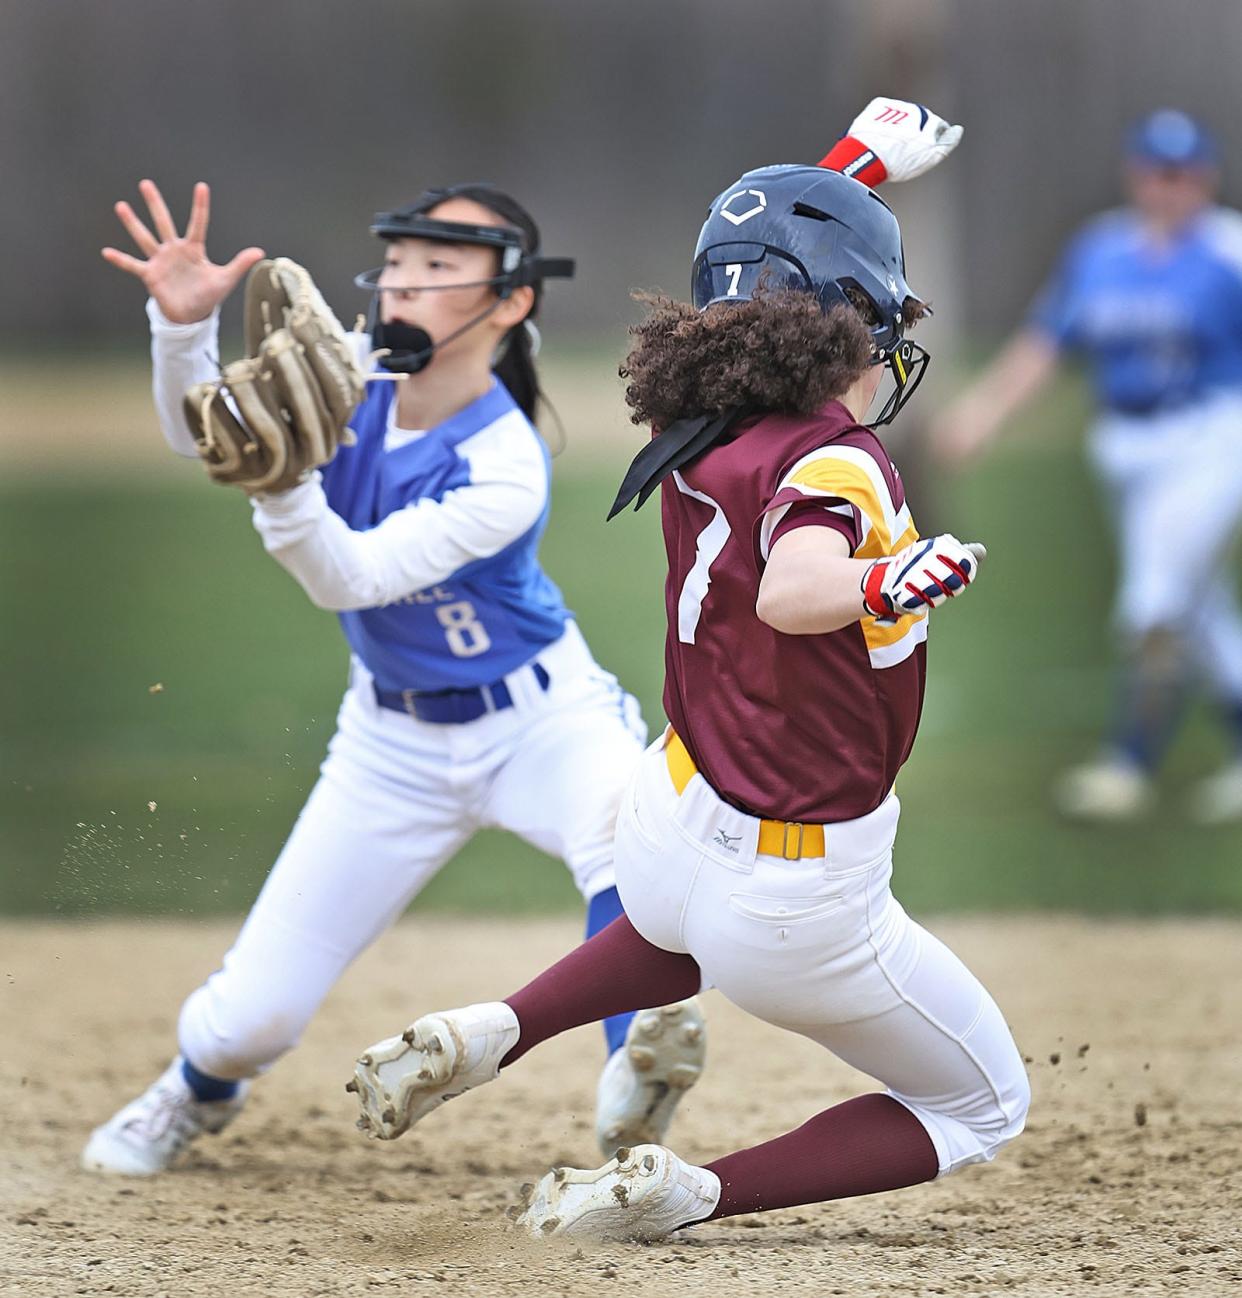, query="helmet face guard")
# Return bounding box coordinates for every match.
[869,337,930,426]
[355,186,574,373]
[691,166,930,427]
